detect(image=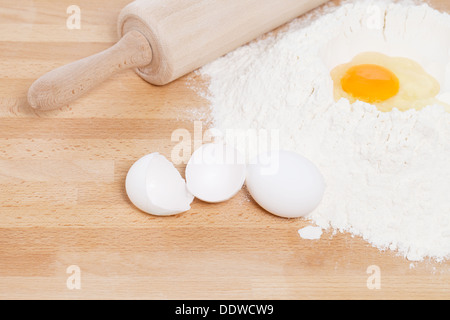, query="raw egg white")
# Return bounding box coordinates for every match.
[186,143,246,203]
[246,150,326,219]
[331,52,444,112]
[125,153,194,216]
